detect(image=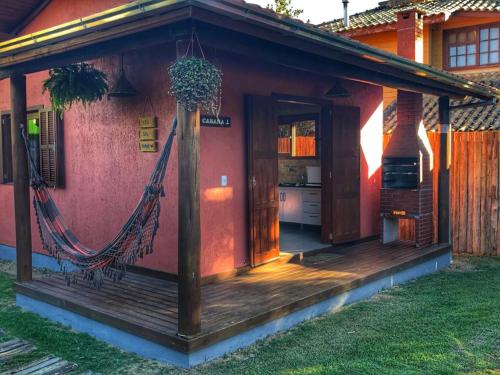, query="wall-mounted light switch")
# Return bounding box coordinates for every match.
[221,175,228,186]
